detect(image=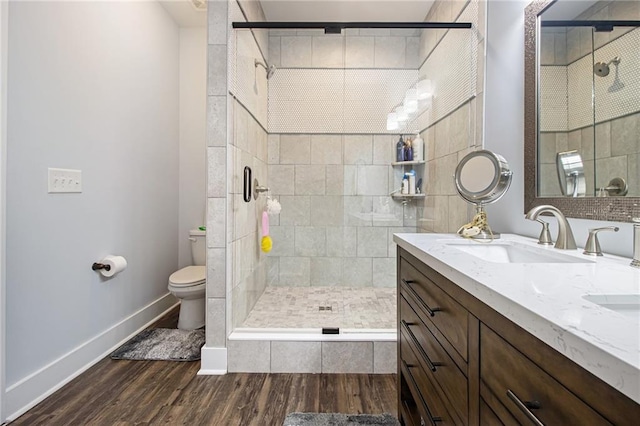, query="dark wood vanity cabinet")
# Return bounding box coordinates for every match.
[397,247,640,426]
